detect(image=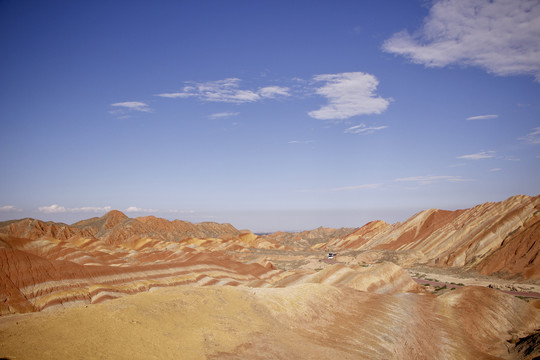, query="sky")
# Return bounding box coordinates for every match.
[1,0,539,232]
